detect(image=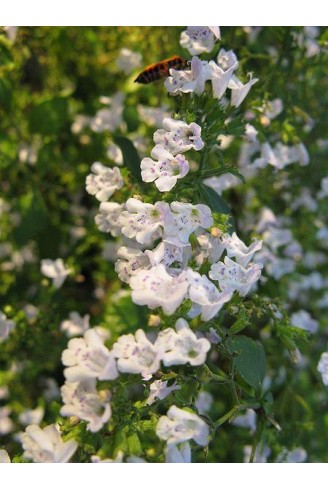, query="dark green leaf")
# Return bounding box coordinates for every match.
[199,183,231,214]
[12,190,49,246]
[230,309,250,335]
[226,335,266,391]
[114,136,142,182]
